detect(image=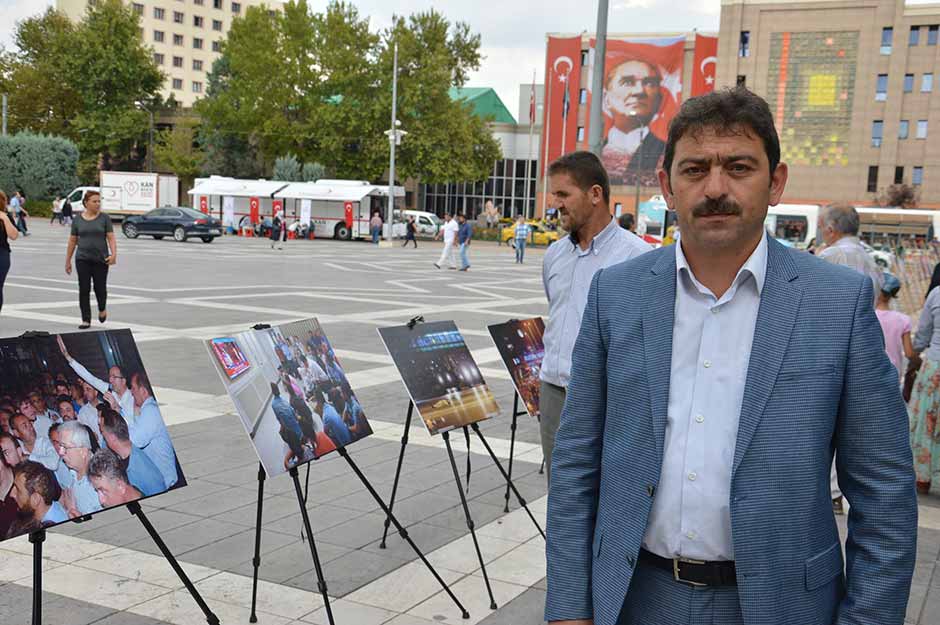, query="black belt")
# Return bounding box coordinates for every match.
[638,549,737,587]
